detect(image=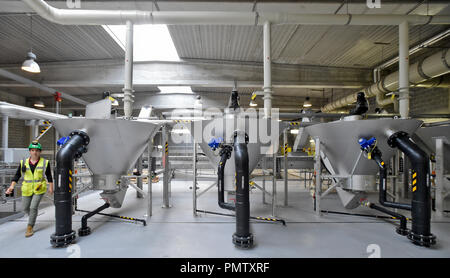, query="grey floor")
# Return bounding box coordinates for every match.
[1,179,450,258]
